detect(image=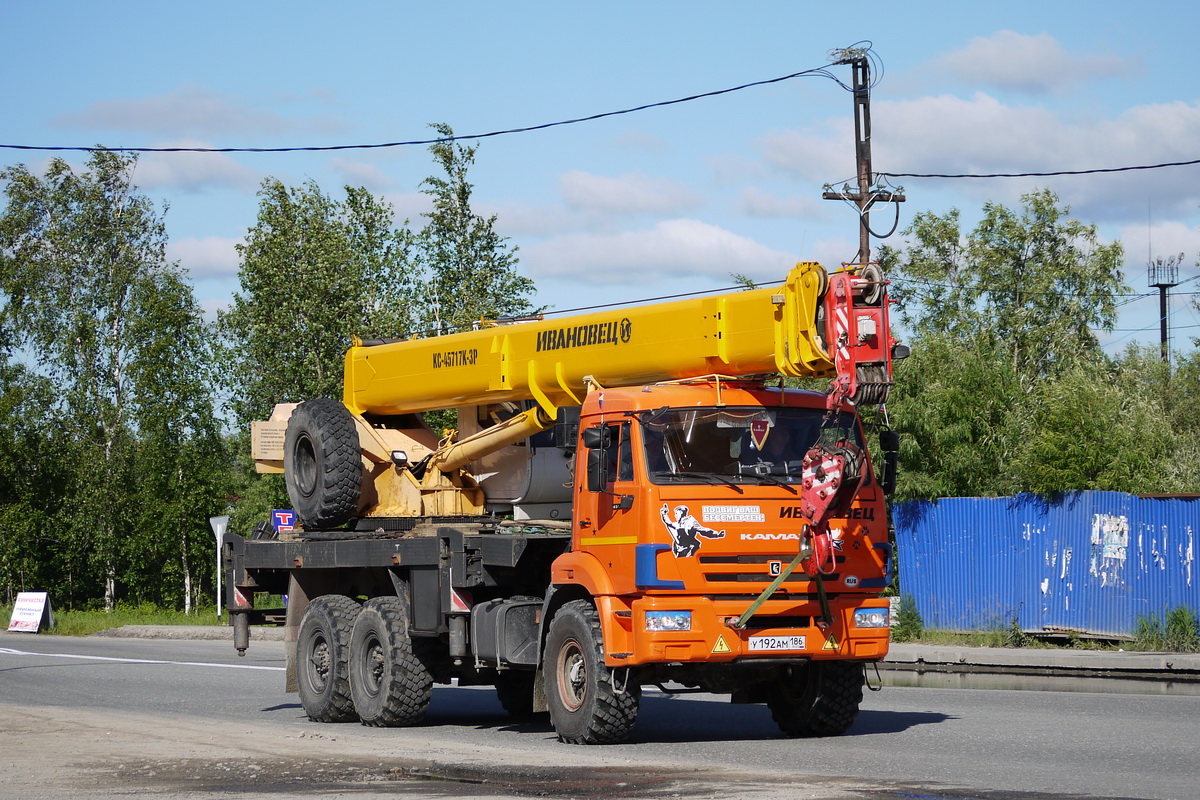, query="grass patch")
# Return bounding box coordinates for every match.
[1132,606,1200,652]
[1,602,223,636]
[891,594,923,642]
[902,628,1048,648]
